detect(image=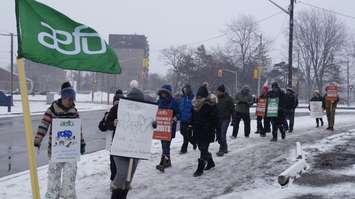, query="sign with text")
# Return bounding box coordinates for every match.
[326,85,338,102]
[153,109,173,141]
[111,99,158,160]
[51,119,81,162]
[310,101,323,118]
[266,98,279,118]
[256,98,267,117]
